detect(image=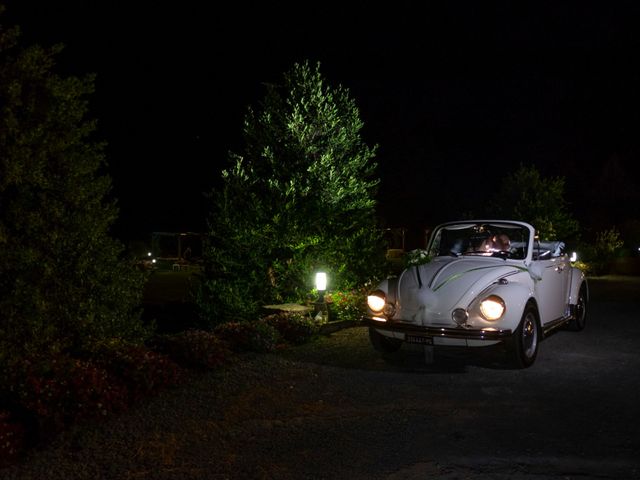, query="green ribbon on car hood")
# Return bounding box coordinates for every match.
[432,265,528,292]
